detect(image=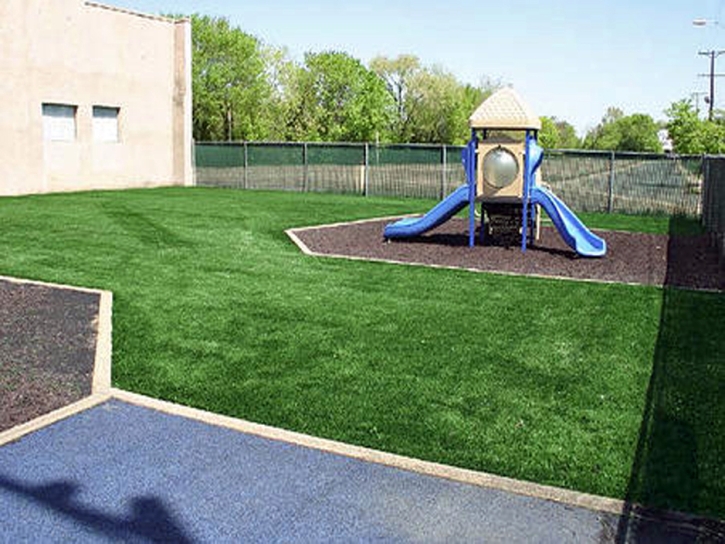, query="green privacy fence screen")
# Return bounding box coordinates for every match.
[702,156,725,264]
[195,142,705,217]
